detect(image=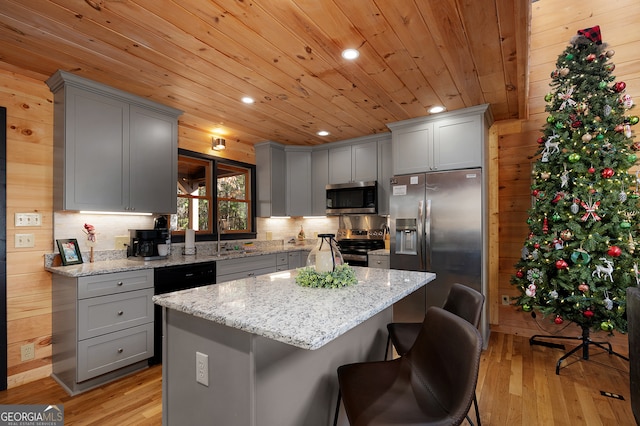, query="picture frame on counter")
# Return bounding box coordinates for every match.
[56,238,83,266]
